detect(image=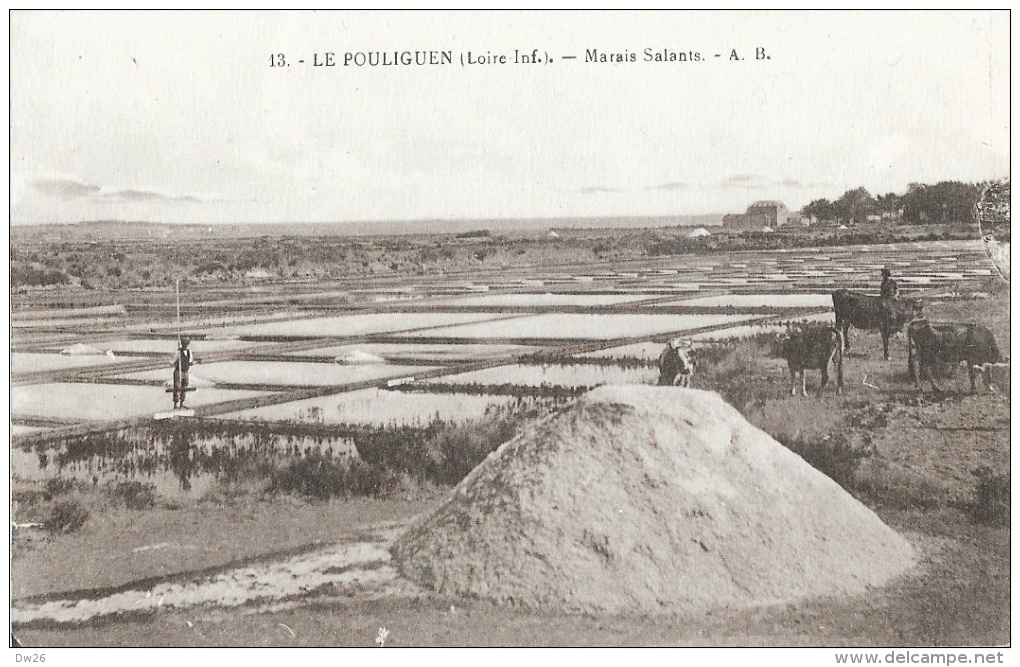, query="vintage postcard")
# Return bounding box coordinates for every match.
[8,10,1011,659]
